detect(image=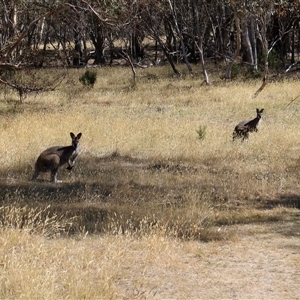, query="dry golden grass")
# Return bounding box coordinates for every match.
[1,219,300,299]
[0,65,300,298]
